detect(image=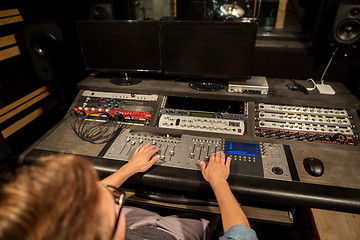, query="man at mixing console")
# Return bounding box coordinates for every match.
[0,144,257,240]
